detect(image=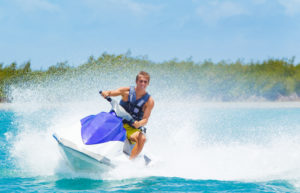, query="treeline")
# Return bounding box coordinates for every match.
[1,53,300,102]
